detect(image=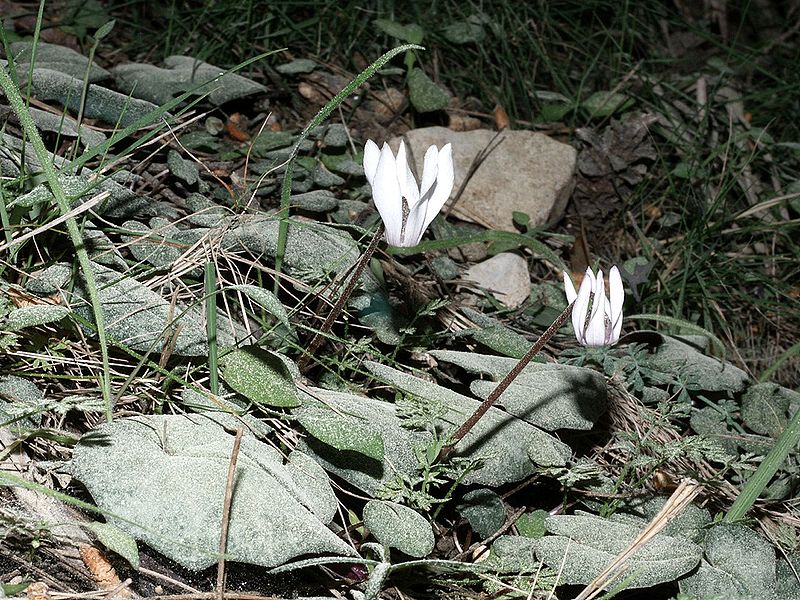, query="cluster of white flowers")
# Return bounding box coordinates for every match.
[362,139,625,346]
